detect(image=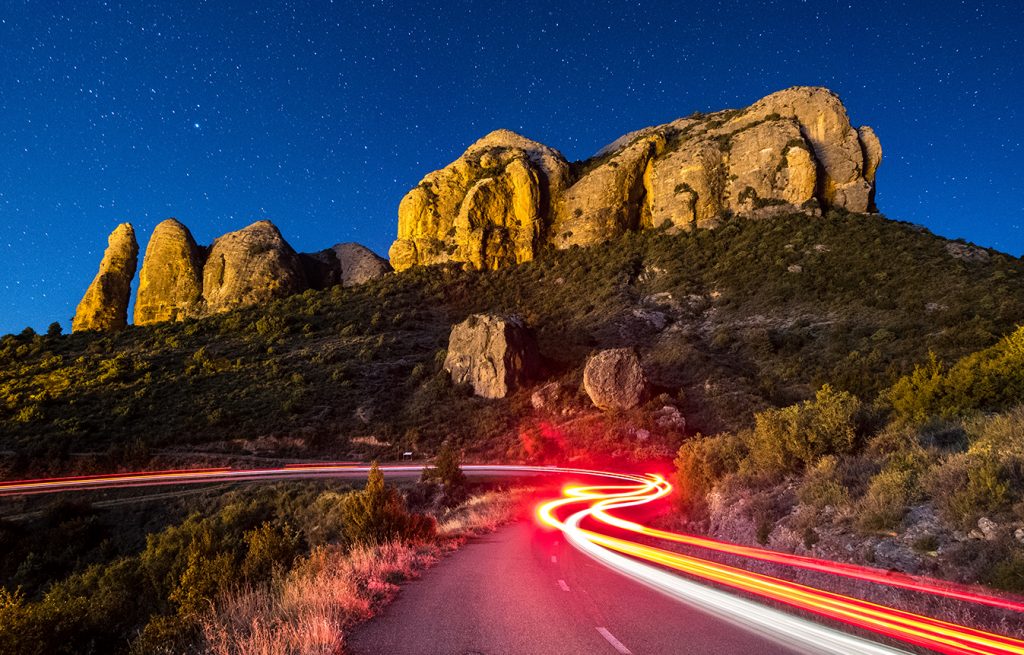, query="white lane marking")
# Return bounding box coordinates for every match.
[551,555,557,563]
[557,579,570,592]
[596,627,632,655]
